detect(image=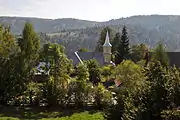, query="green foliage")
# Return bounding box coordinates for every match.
[0,111,105,120]
[113,60,146,91]
[41,112,105,120]
[72,64,89,107]
[7,22,41,103]
[18,22,40,75]
[131,43,148,62]
[85,59,101,86]
[40,43,73,106]
[115,26,130,64]
[0,25,16,57]
[25,82,42,105]
[93,84,113,109]
[0,25,24,103]
[135,61,171,120]
[152,42,169,66]
[78,48,89,52]
[161,110,180,120]
[165,67,180,107]
[20,22,40,57]
[101,66,112,79]
[0,117,20,120]
[76,63,89,81]
[107,60,148,120]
